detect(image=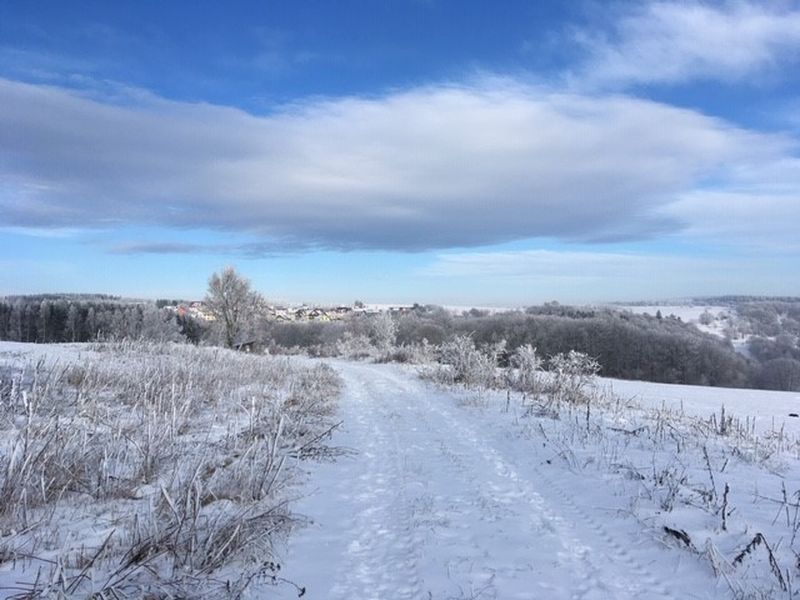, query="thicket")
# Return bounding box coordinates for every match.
[737,300,800,337]
[732,300,800,391]
[262,305,754,389]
